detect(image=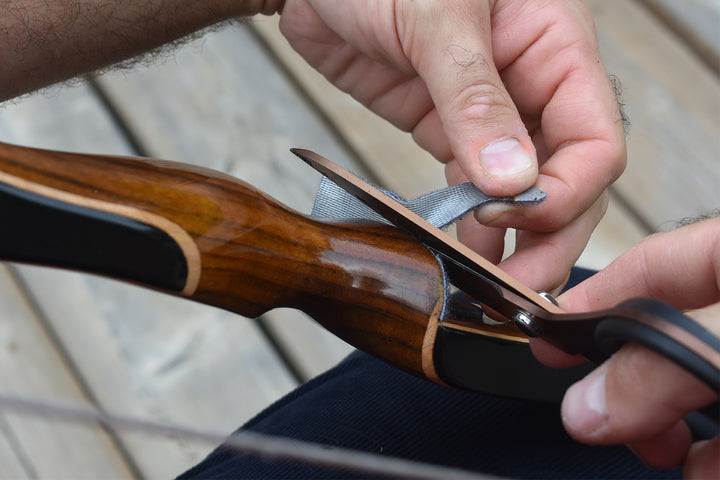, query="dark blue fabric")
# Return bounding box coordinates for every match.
[179,267,680,479]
